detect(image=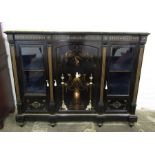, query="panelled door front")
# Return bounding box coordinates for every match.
[52,42,101,112]
[16,41,49,113]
